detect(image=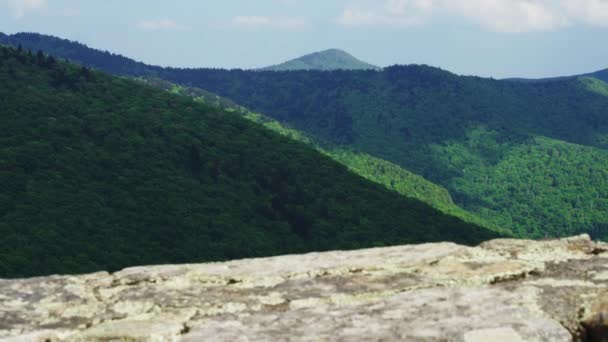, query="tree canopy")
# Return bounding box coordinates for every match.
[0,46,501,278]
